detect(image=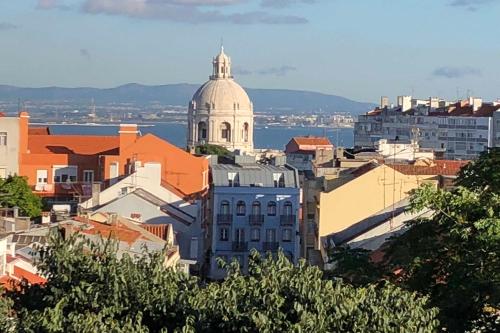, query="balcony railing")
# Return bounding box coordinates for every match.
[263,242,279,252]
[249,214,264,225]
[232,241,248,252]
[280,215,296,226]
[217,214,233,225]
